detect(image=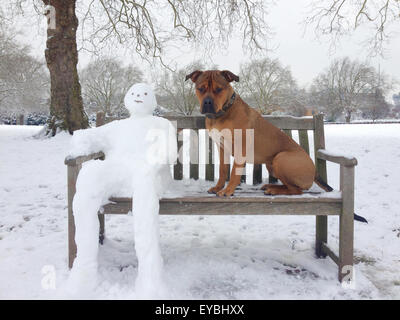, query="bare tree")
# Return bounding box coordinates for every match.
[362,67,393,120]
[361,89,391,121]
[6,0,272,135]
[393,92,400,107]
[80,57,143,117]
[155,61,205,115]
[305,0,400,56]
[0,23,49,118]
[237,58,299,115]
[392,92,400,117]
[79,0,272,61]
[311,57,379,122]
